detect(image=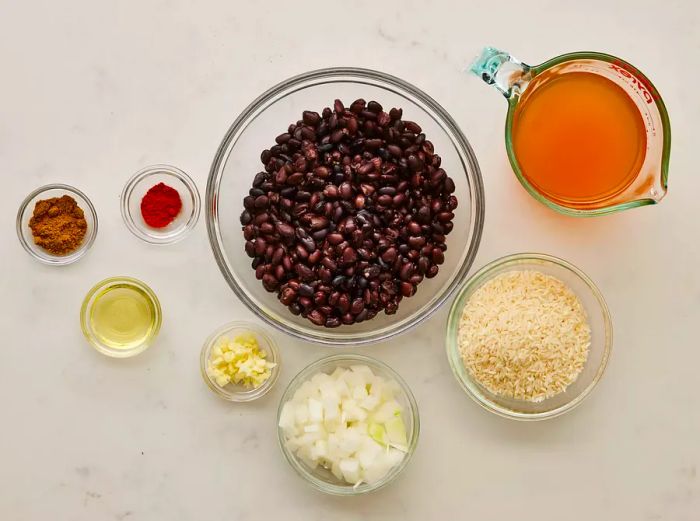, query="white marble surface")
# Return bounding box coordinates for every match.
[1,0,699,519]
